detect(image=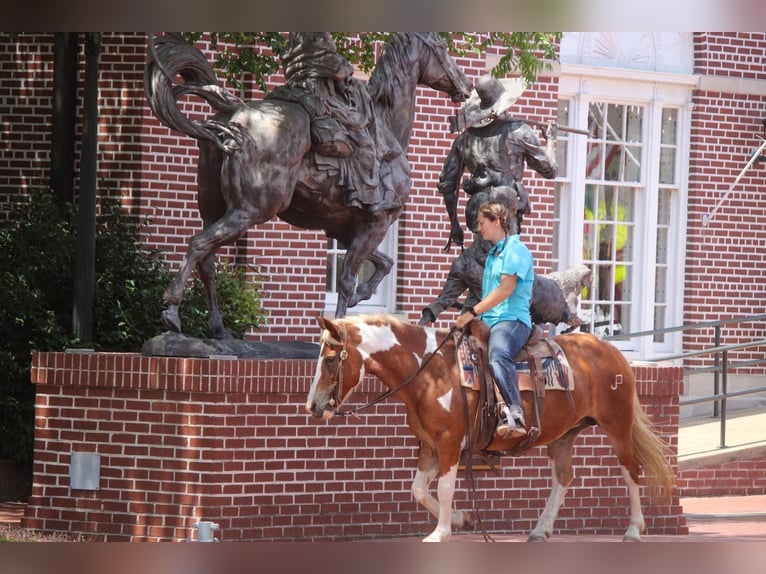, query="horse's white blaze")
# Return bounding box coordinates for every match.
[437,389,452,412]
[356,322,399,358]
[306,340,326,411]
